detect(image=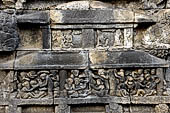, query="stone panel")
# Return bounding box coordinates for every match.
[71,104,106,113]
[18,26,43,50]
[50,10,134,24]
[130,105,155,113]
[0,52,15,69]
[52,30,83,49]
[96,28,133,49]
[15,51,88,69]
[22,106,54,113]
[0,10,19,51]
[89,50,169,68]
